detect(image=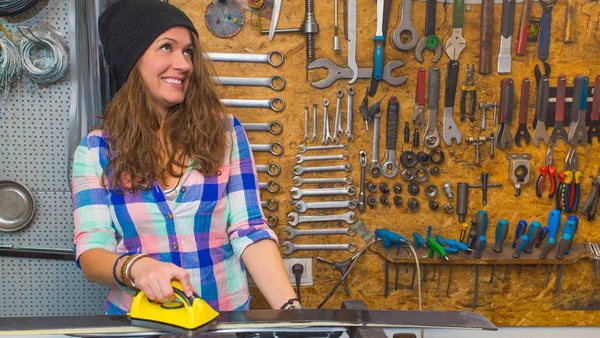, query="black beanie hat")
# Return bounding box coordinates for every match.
[98,0,198,89]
